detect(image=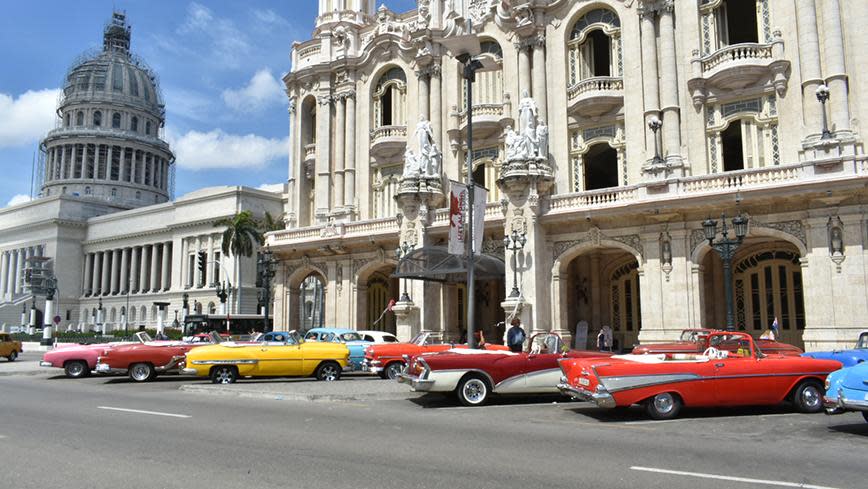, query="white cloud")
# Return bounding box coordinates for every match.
[178,2,251,69]
[167,128,288,170]
[0,89,60,147]
[257,183,285,193]
[222,69,285,113]
[252,9,289,28]
[5,194,32,207]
